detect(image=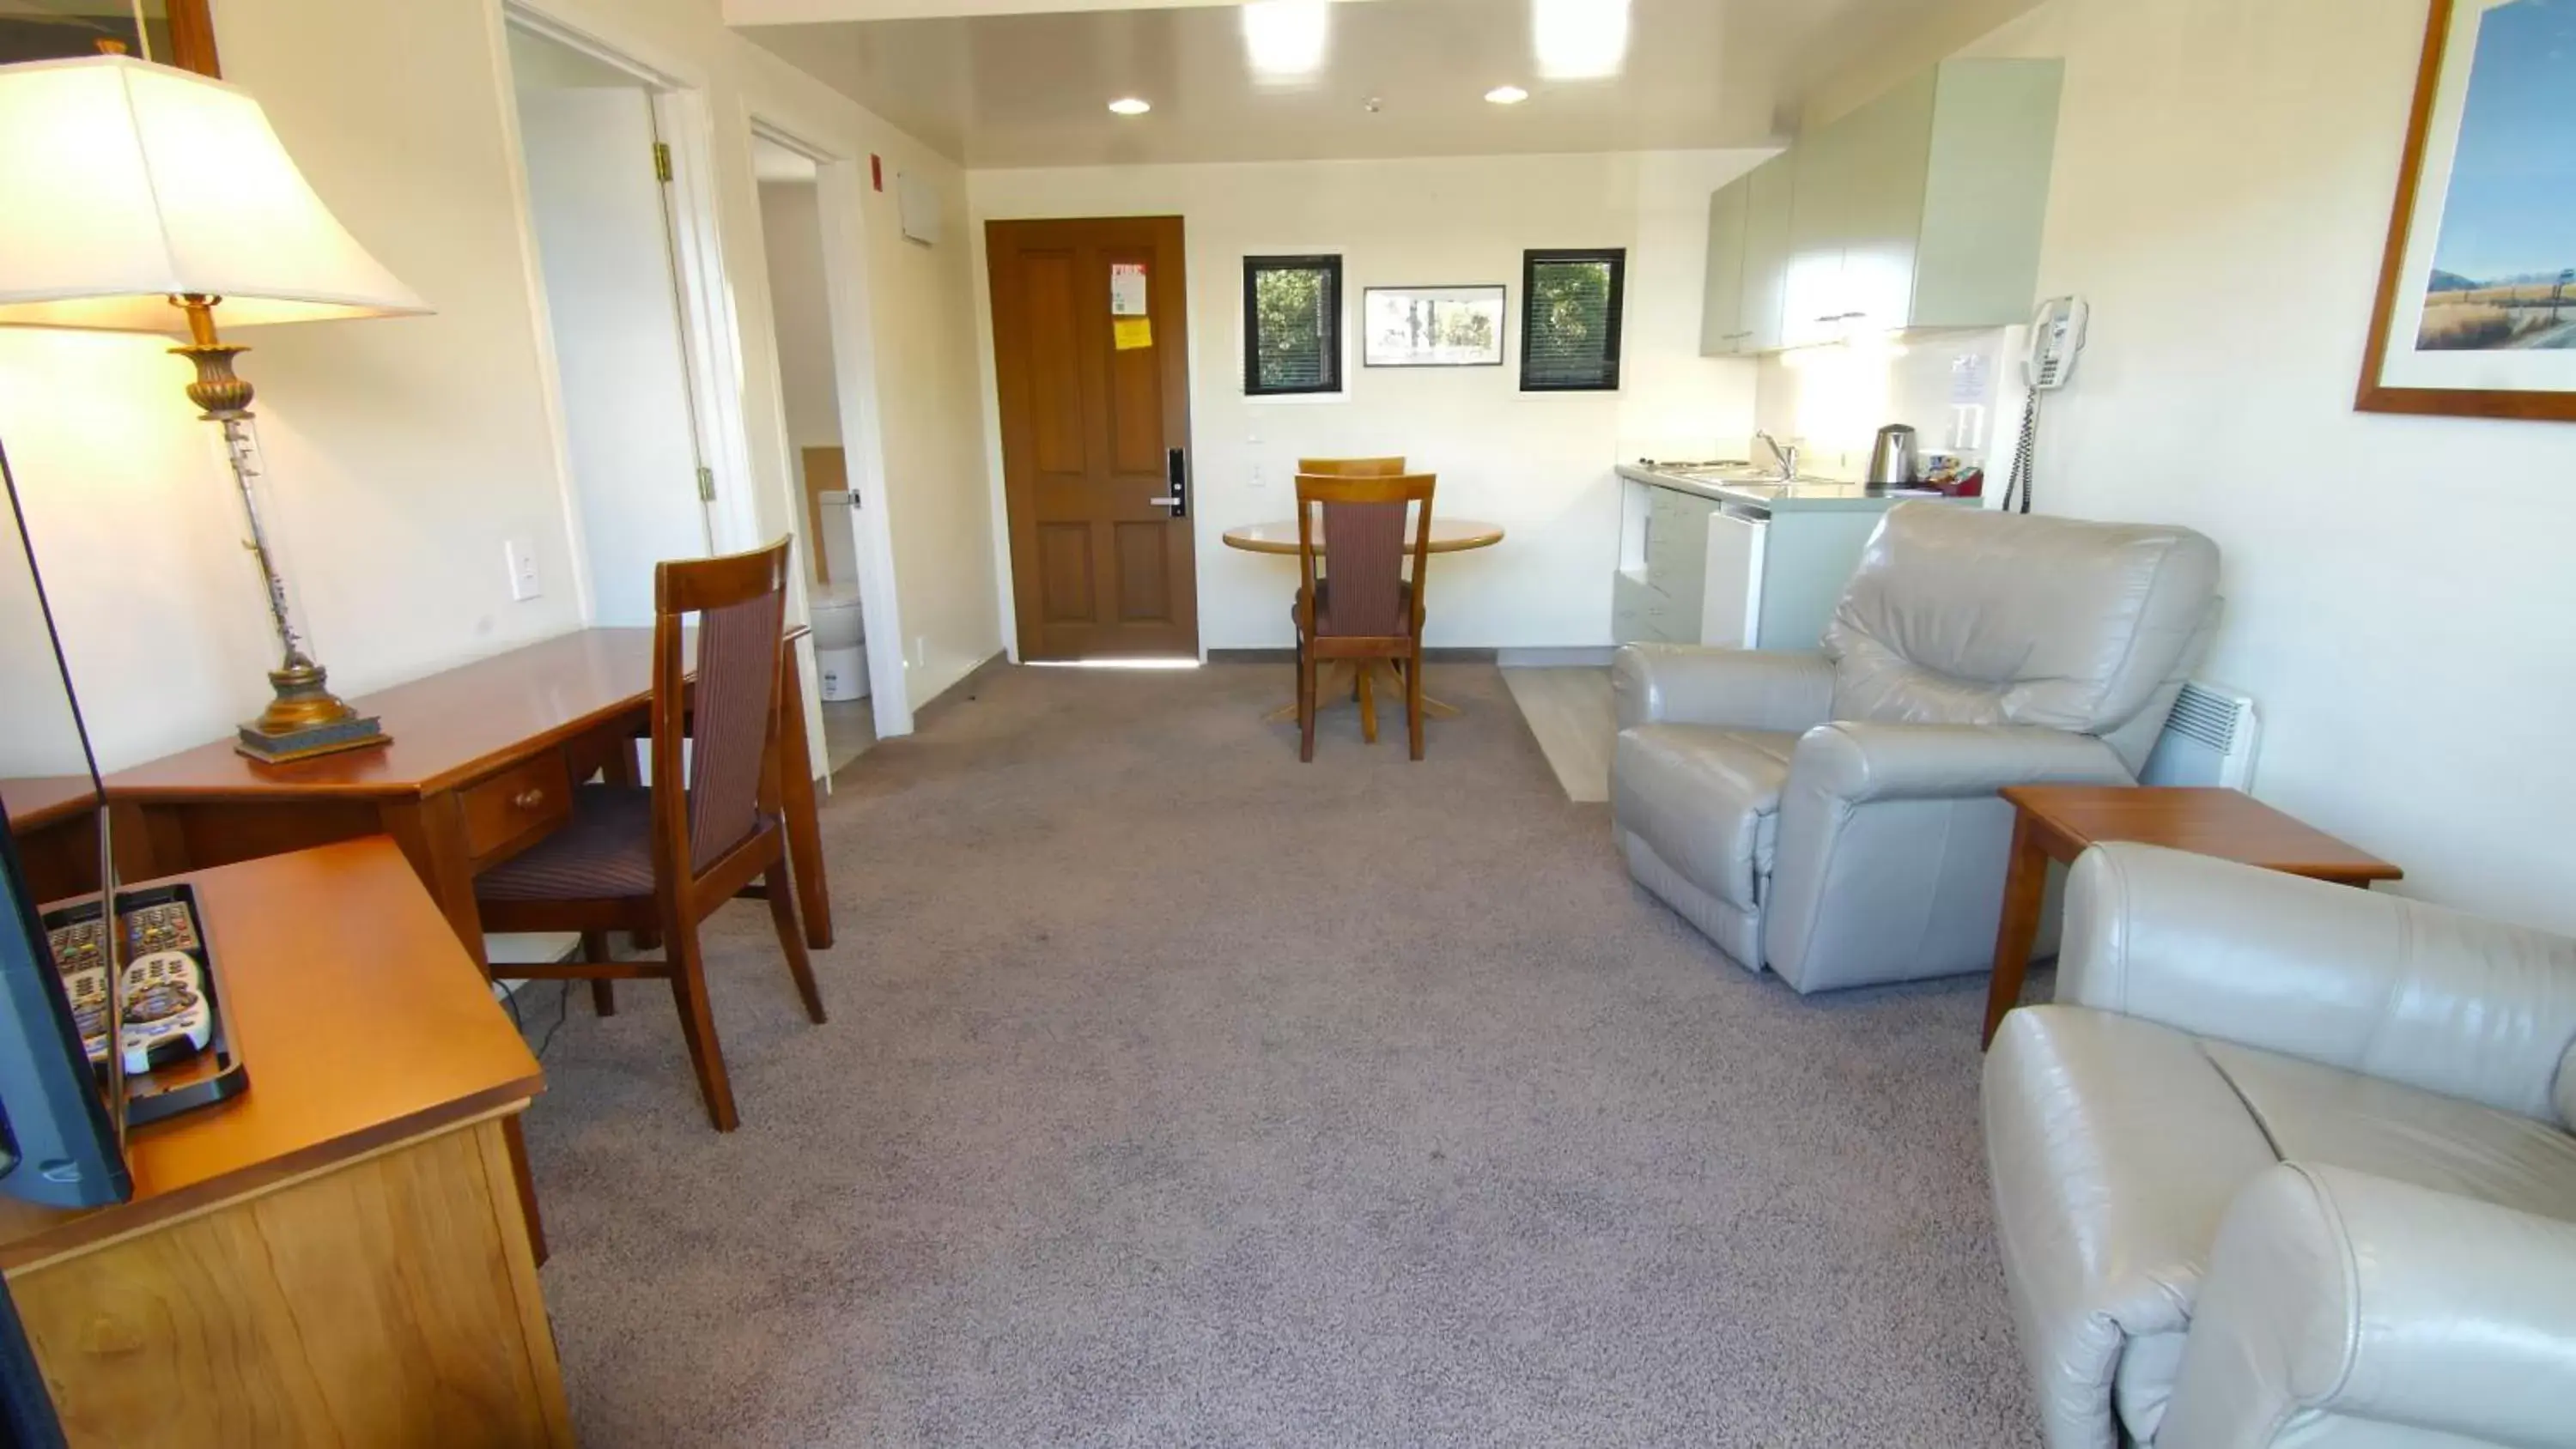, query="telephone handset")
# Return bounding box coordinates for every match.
[2006,295,2087,512]
[2026,295,2088,391]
